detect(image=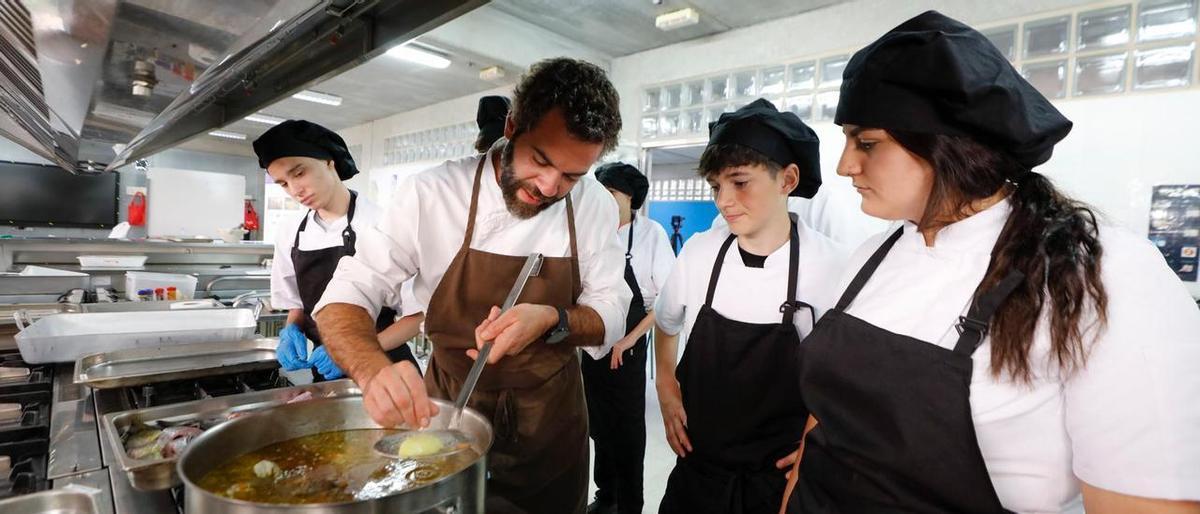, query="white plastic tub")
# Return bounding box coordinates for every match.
[13,308,258,364]
[125,271,198,301]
